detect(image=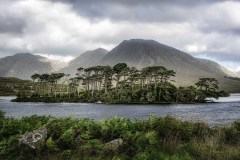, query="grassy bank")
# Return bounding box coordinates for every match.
[0,110,240,160]
[0,77,32,96]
